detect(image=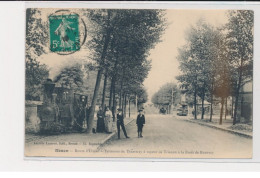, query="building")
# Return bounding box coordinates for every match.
[238,80,253,123]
